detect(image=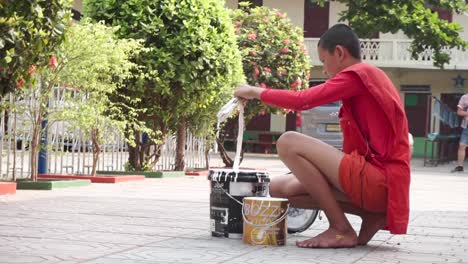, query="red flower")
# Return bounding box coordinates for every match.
[16,78,24,89]
[264,67,271,73]
[247,33,257,40]
[283,39,291,45]
[29,65,36,76]
[281,47,289,54]
[259,83,267,88]
[49,55,58,69]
